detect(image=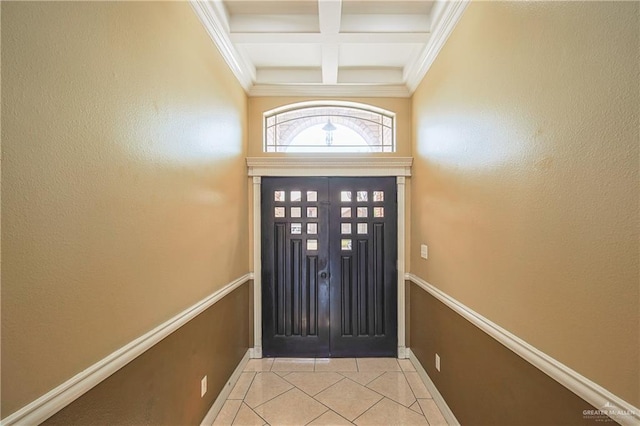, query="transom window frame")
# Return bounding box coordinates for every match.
[263,100,397,153]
